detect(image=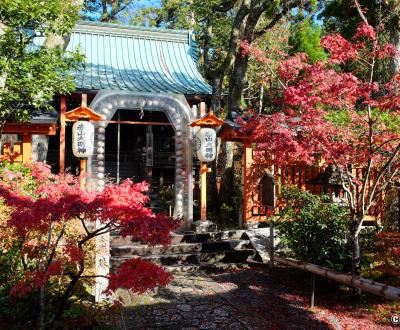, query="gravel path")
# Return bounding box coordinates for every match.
[116,266,398,330]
